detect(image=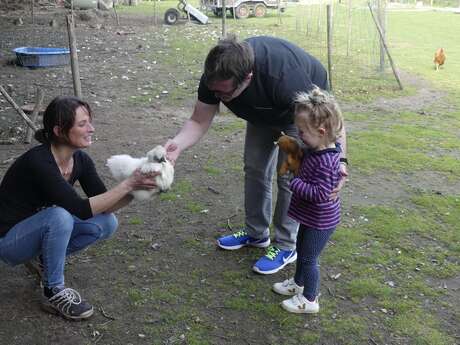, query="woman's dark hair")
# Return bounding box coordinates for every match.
[203,33,254,87]
[34,96,92,144]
